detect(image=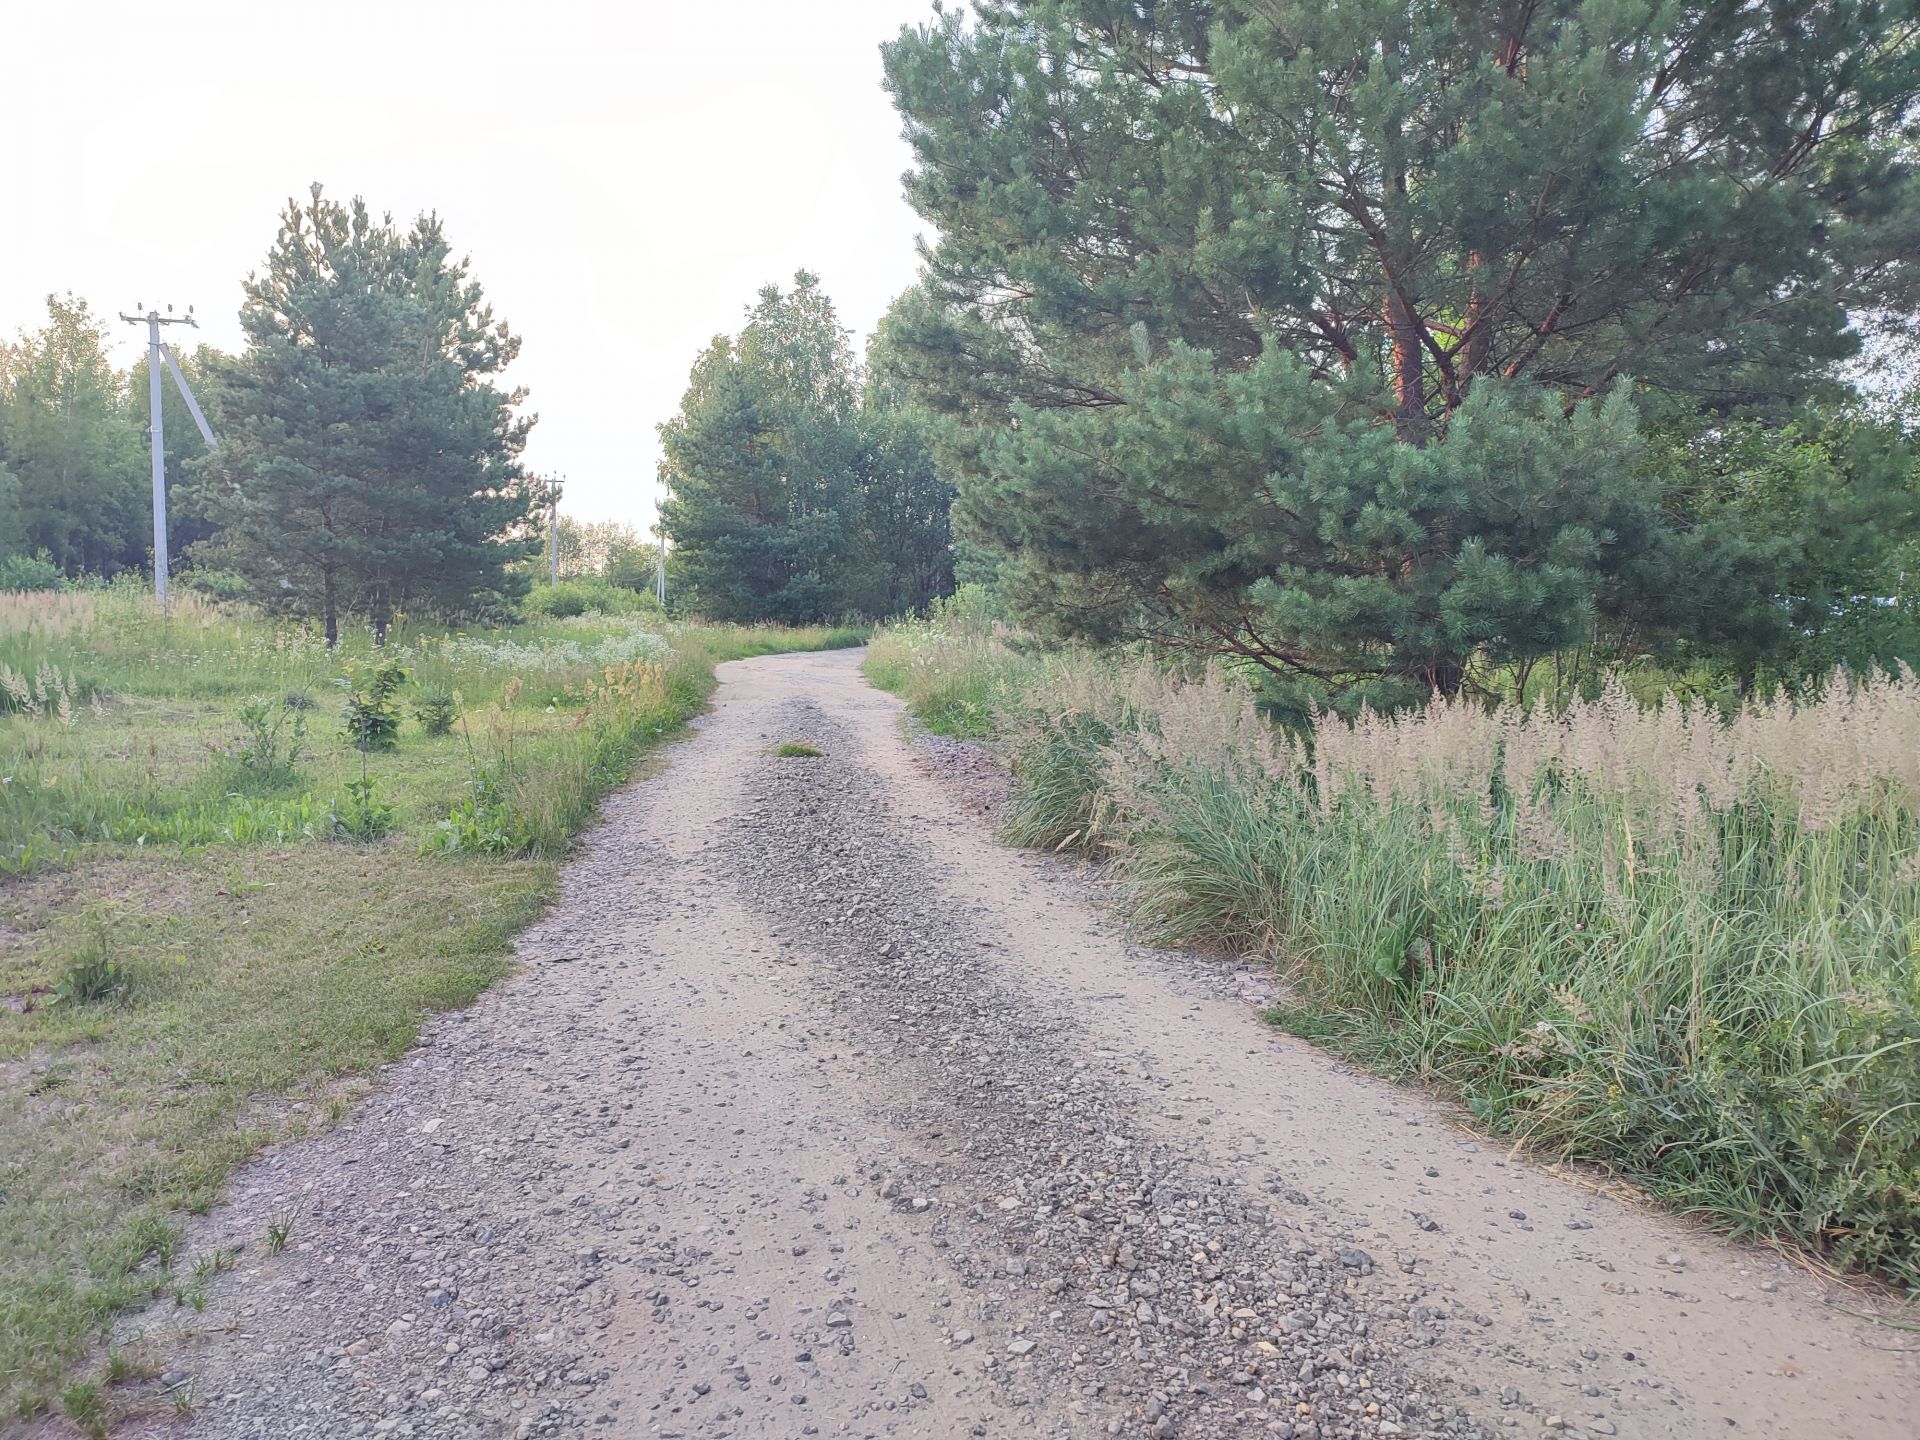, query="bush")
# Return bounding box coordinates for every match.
[523,578,654,619]
[0,551,64,592]
[177,567,252,603]
[414,686,458,738]
[228,695,308,790]
[339,659,409,752]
